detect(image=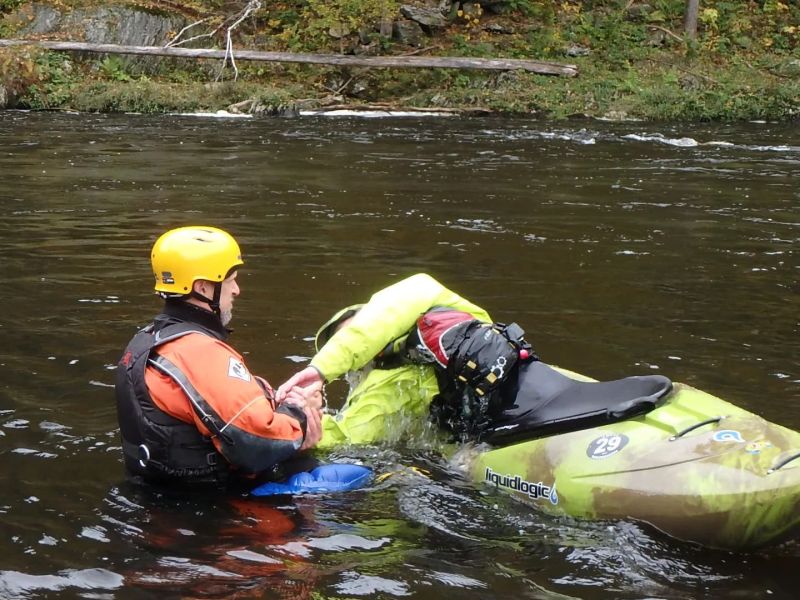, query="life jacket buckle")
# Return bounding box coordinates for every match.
[137,444,151,468]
